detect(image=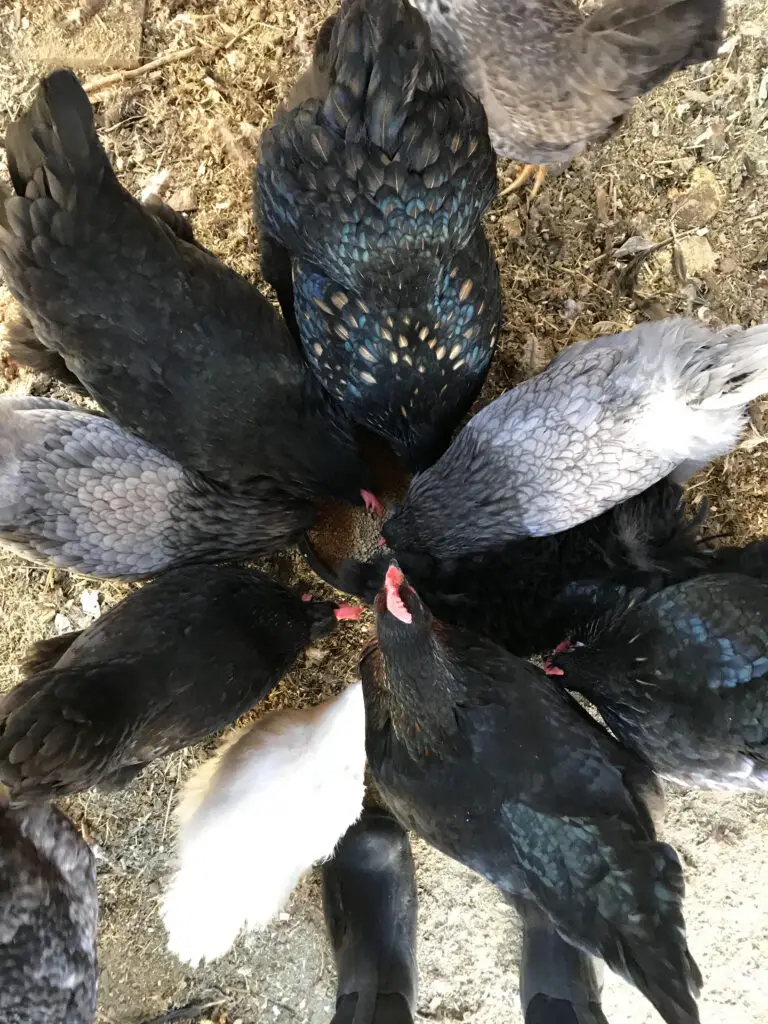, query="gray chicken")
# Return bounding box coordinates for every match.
[384,317,768,561]
[0,800,98,1024]
[0,396,313,579]
[410,0,724,194]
